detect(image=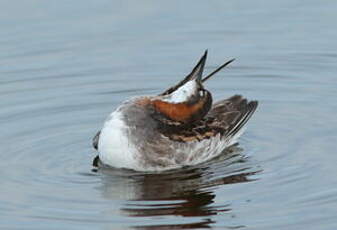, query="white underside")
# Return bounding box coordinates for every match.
[98,110,141,170]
